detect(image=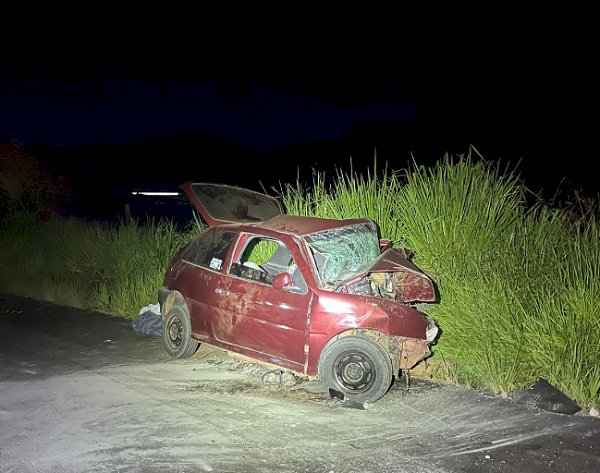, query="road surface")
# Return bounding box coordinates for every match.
[1,294,599,472]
